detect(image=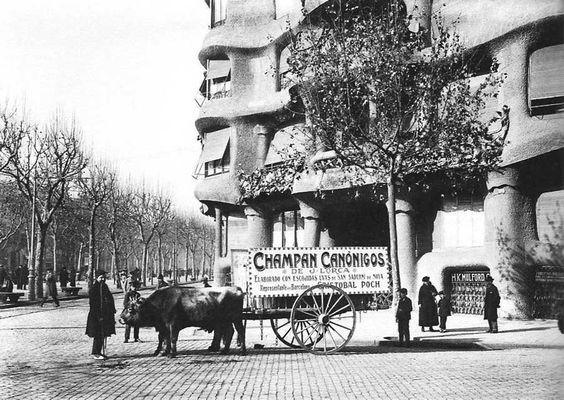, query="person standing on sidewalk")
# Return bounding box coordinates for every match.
[123,283,141,343]
[484,274,500,333]
[86,270,116,360]
[40,270,60,307]
[437,291,452,333]
[396,288,413,346]
[418,276,438,332]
